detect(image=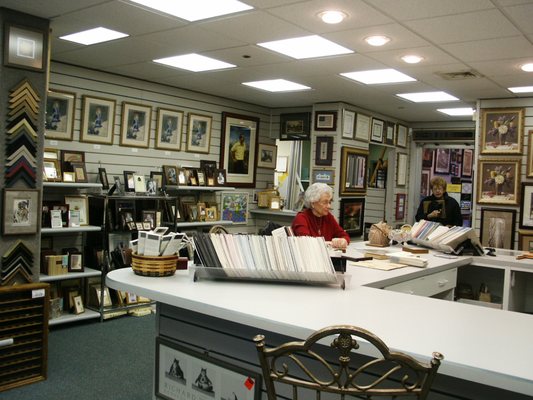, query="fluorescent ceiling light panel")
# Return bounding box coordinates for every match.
[153,53,236,72]
[258,35,353,59]
[396,91,459,102]
[437,108,474,116]
[341,69,416,84]
[242,79,311,92]
[59,27,128,45]
[129,0,252,21]
[508,86,533,93]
